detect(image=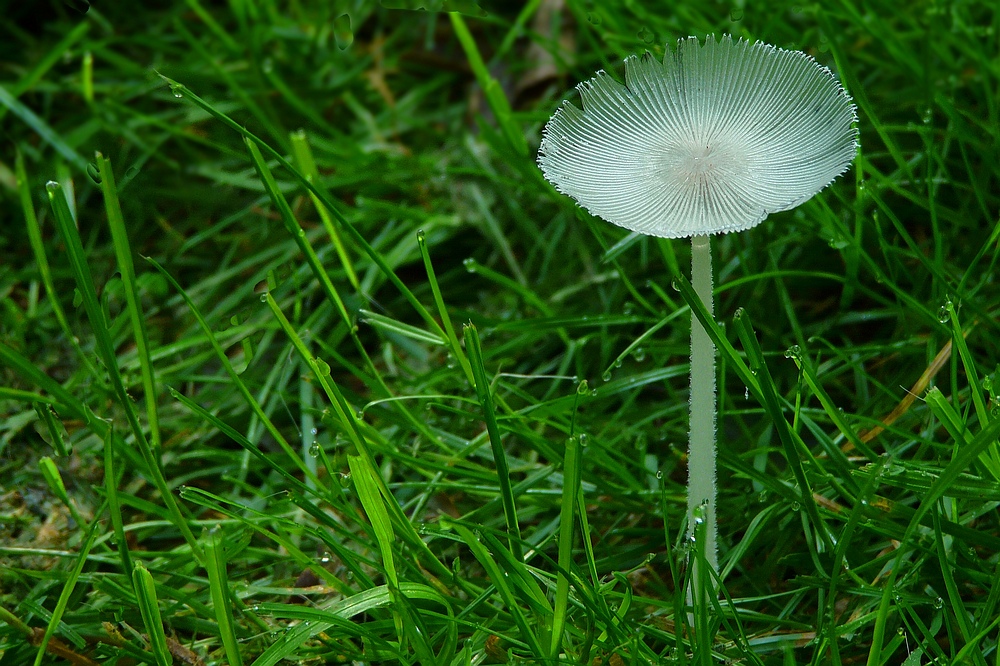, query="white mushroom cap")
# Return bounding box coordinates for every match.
[538,34,859,238]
